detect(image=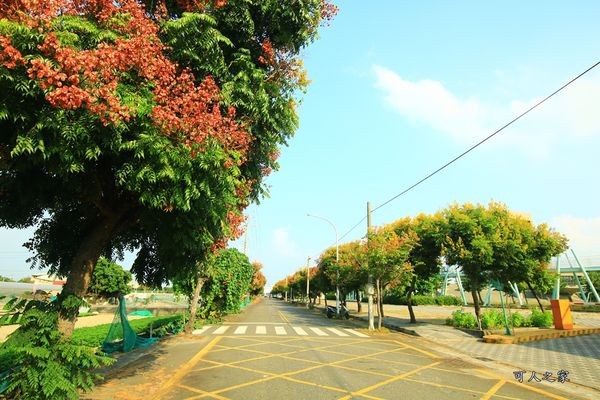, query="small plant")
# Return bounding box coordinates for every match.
[510,312,528,328]
[448,309,477,329]
[0,297,114,399]
[529,309,553,328]
[480,309,504,330]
